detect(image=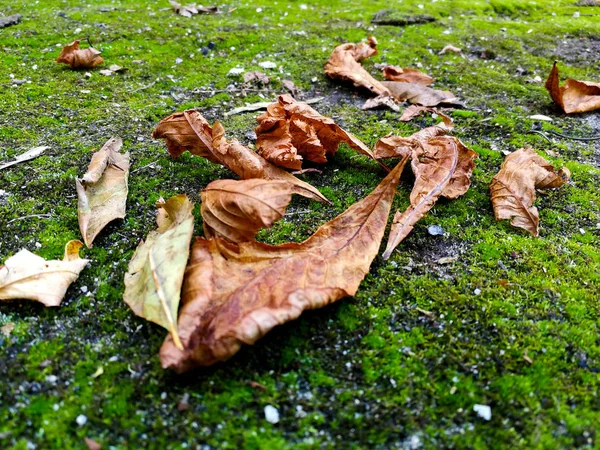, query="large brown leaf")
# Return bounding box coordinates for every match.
[382,66,434,86]
[382,81,459,107]
[545,61,600,114]
[76,137,130,248]
[324,37,390,97]
[56,40,104,69]
[255,94,376,170]
[0,241,88,306]
[124,195,195,351]
[201,179,293,243]
[152,110,329,203]
[159,157,410,372]
[490,148,570,236]
[373,122,454,160]
[382,137,477,259]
